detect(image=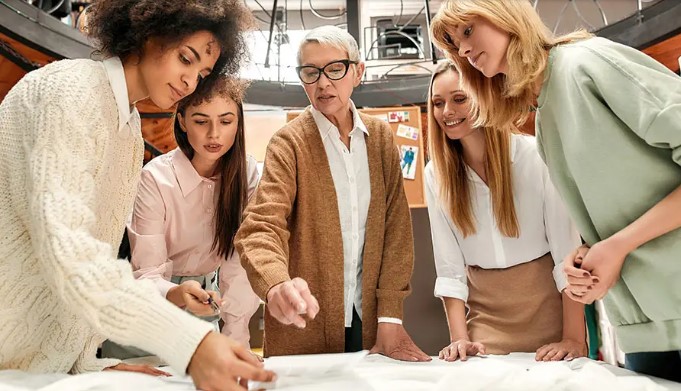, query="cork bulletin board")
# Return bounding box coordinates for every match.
[287,106,426,208]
